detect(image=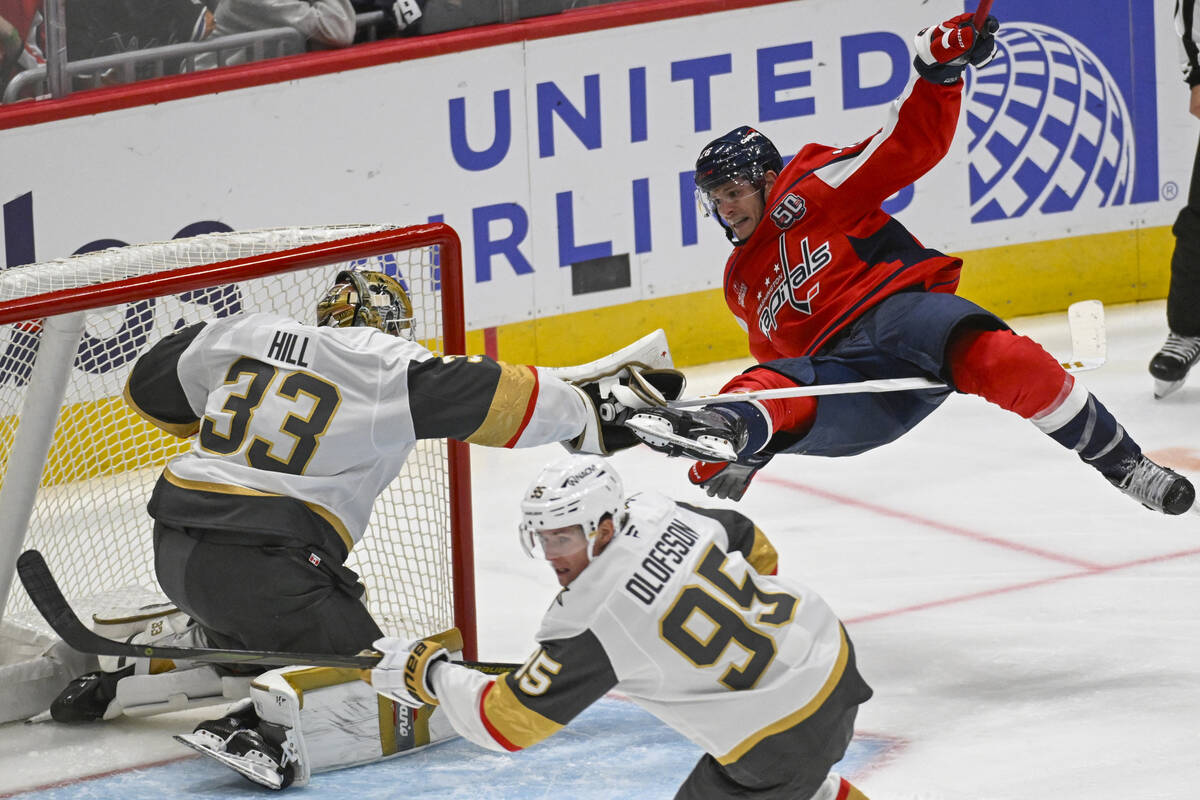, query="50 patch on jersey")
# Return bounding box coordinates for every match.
[769,194,806,230]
